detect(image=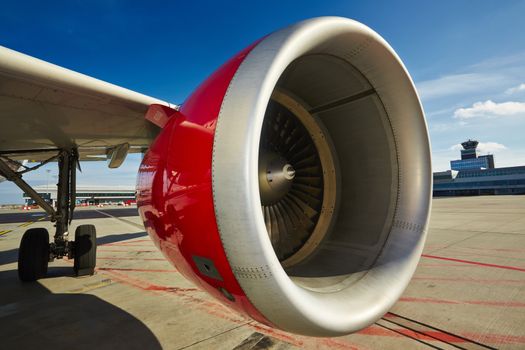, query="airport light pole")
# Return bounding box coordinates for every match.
[46,169,51,191]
